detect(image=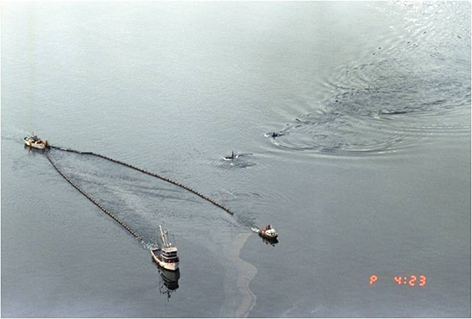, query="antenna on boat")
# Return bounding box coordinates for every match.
[159,225,164,245]
[159,225,169,248]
